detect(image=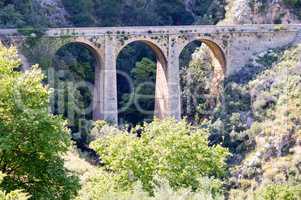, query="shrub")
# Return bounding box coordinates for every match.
[0,172,30,200]
[76,169,224,200]
[256,184,301,200]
